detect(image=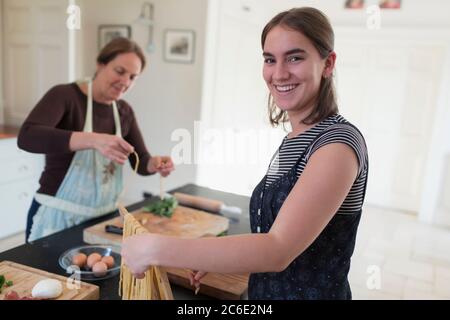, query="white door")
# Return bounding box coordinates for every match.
[335,31,446,212]
[198,1,287,196]
[3,0,69,126]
